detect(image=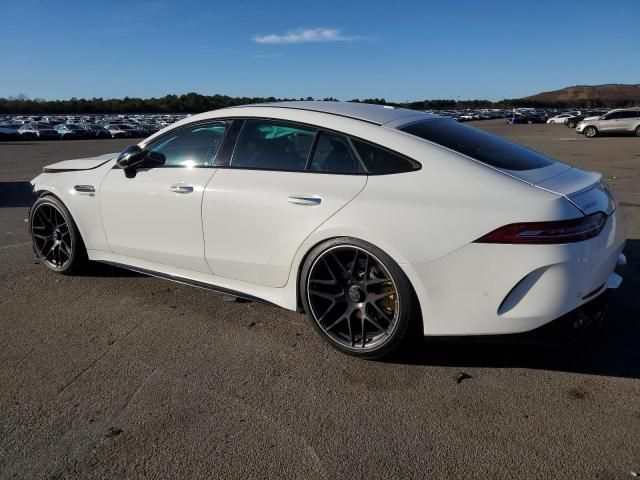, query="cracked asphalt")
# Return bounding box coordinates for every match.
[0,121,639,479]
